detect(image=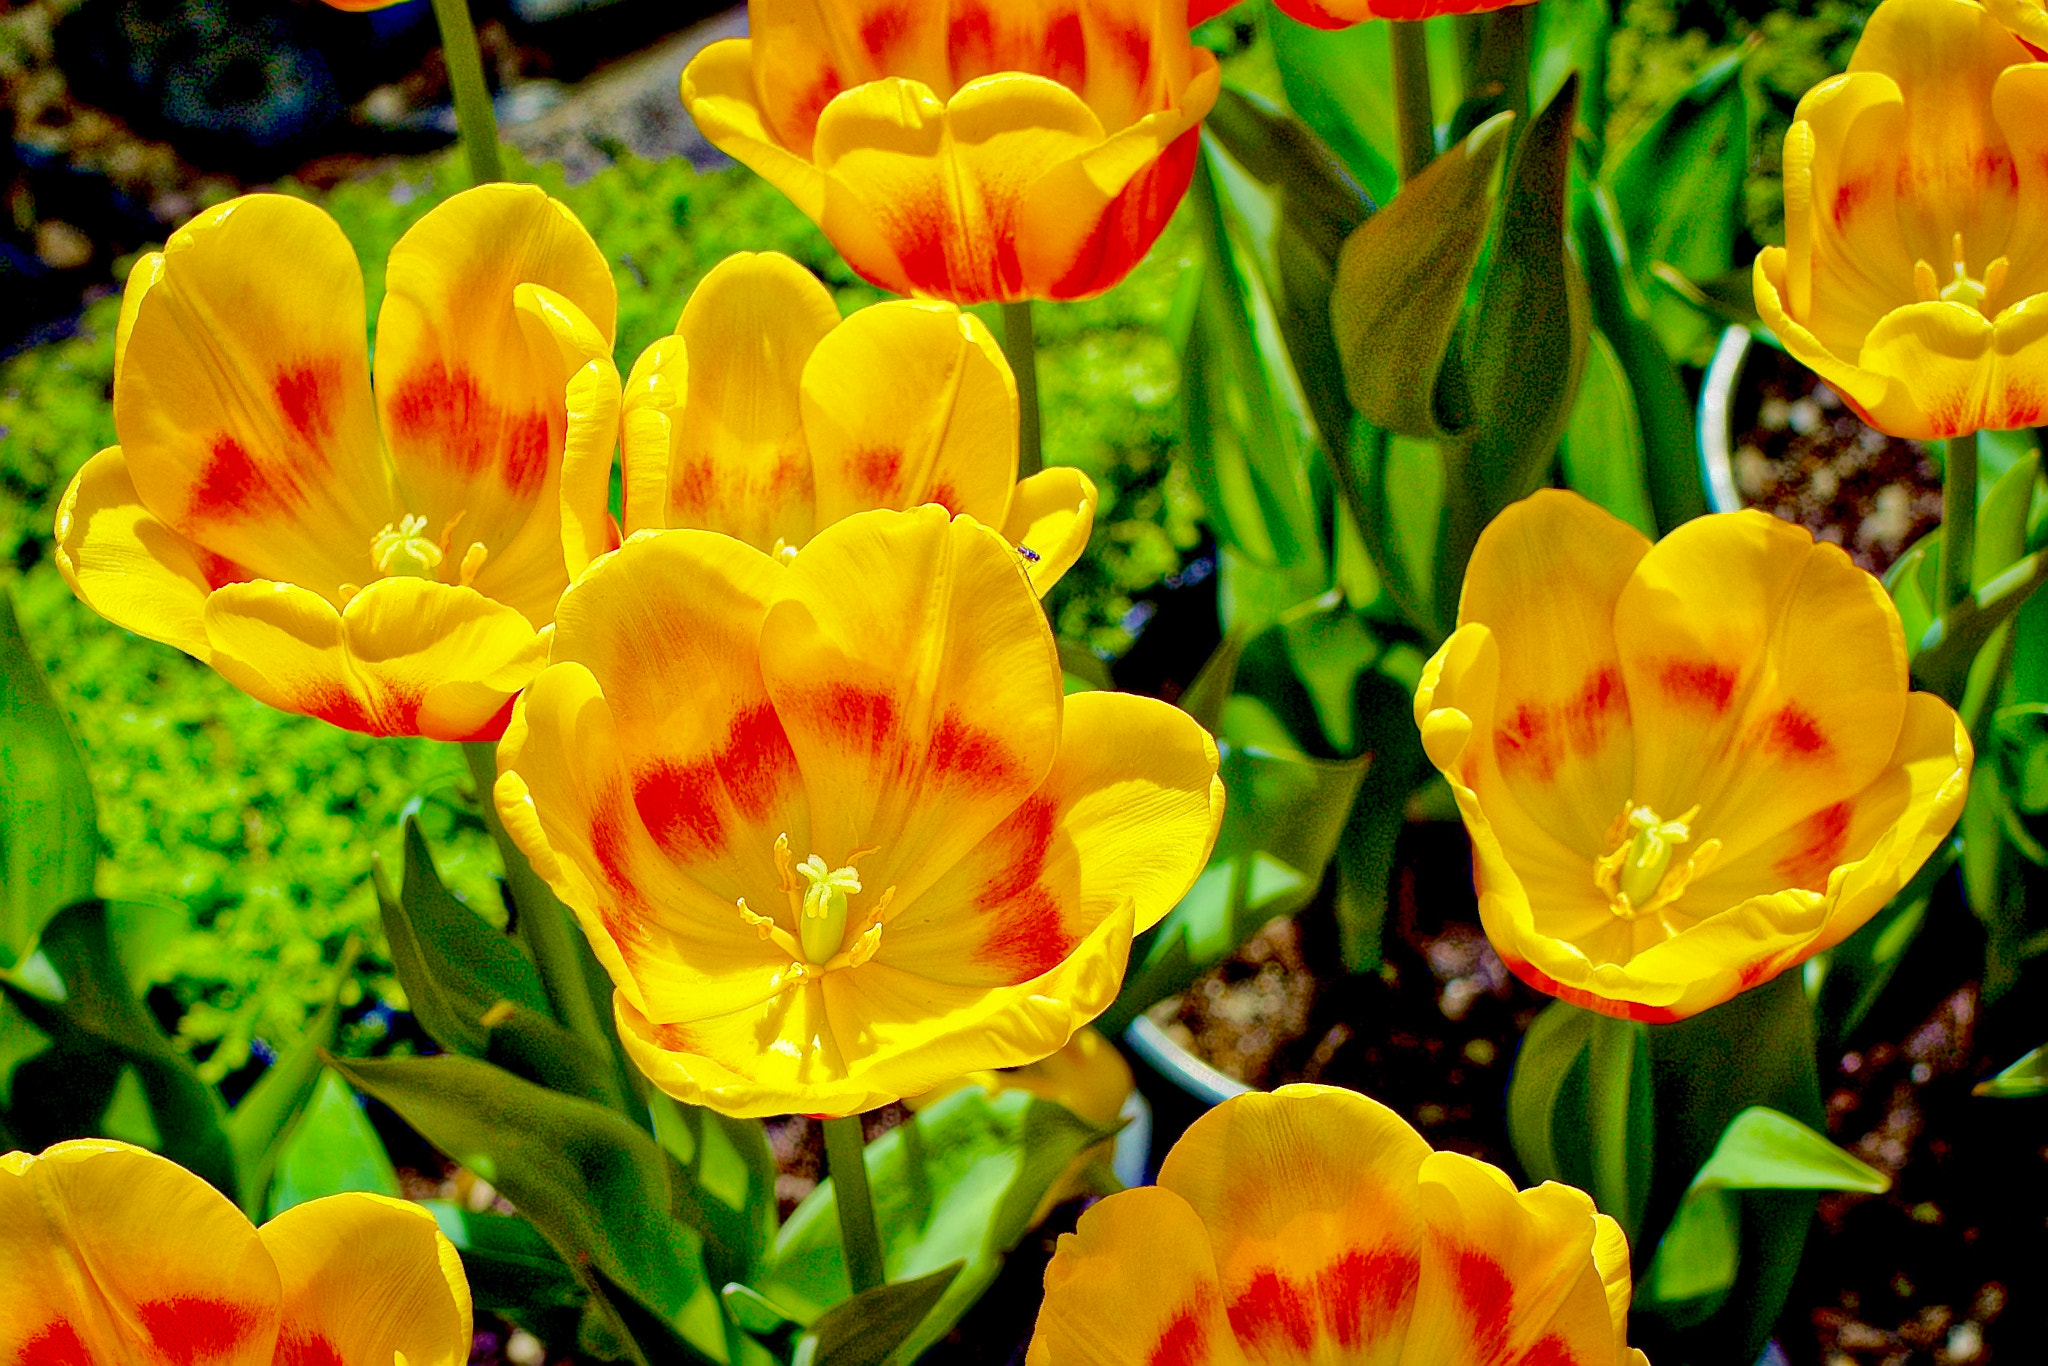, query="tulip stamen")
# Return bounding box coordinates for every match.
[371,514,445,579]
[1594,801,1723,922]
[769,538,800,565]
[1917,232,2011,317]
[766,839,895,969]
